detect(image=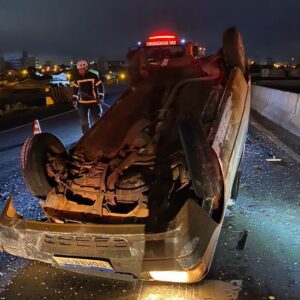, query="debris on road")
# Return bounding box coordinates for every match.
[266,156,282,162]
[230,279,243,290]
[227,198,236,207]
[253,164,262,170]
[0,191,9,199]
[225,208,235,218]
